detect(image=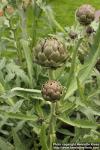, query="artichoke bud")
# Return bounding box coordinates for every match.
[22,0,32,10]
[76,4,95,26]
[50,51,60,61]
[6,5,14,15]
[38,53,46,62]
[41,80,63,102]
[95,10,100,22]
[69,31,77,39]
[44,46,52,57]
[86,26,94,35]
[34,37,68,68]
